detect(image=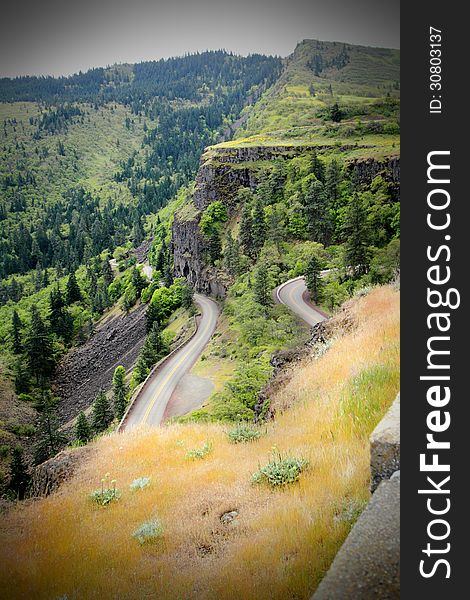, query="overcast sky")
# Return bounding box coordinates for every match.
[0,0,399,77]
